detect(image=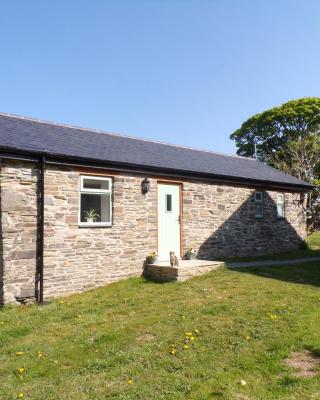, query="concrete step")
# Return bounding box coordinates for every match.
[143,260,224,283]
